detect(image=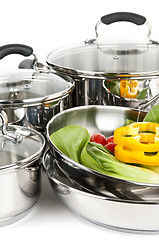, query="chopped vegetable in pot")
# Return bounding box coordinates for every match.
[120,80,139,98]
